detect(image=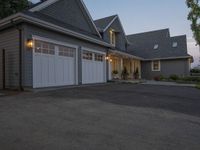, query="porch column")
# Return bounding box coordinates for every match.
[120,58,123,78]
